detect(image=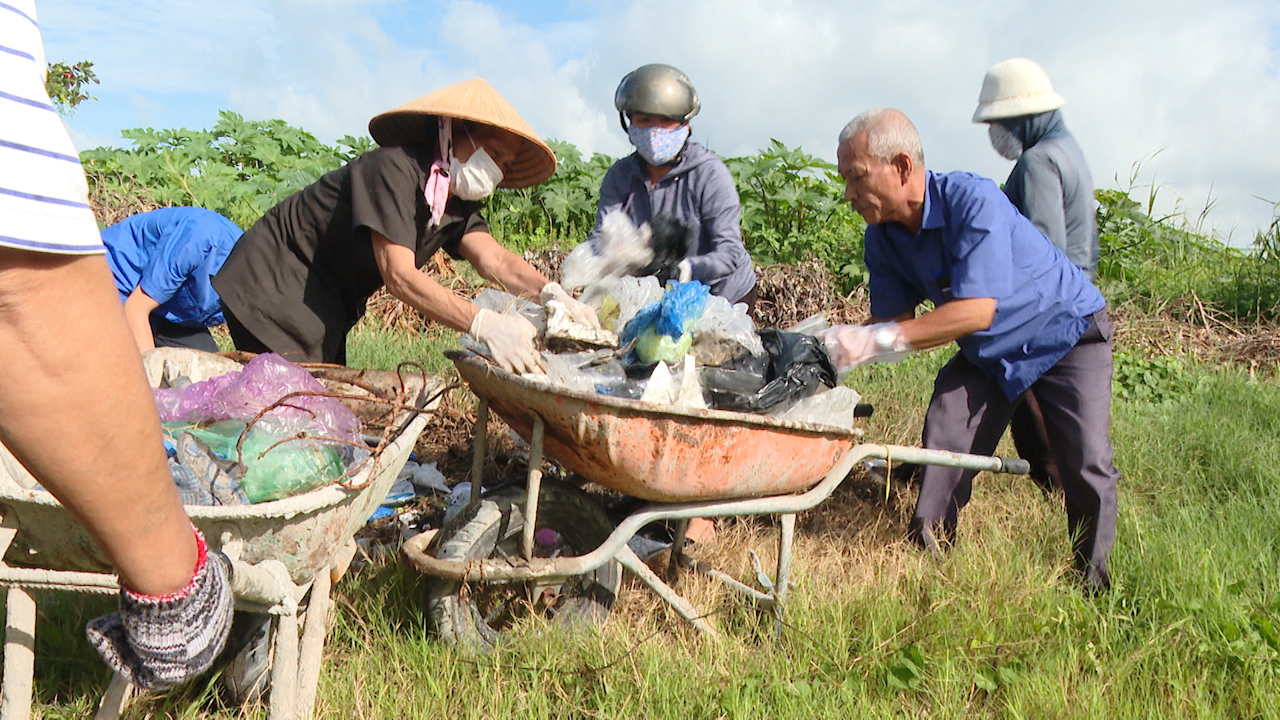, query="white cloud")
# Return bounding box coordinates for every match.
[39,0,1280,239]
